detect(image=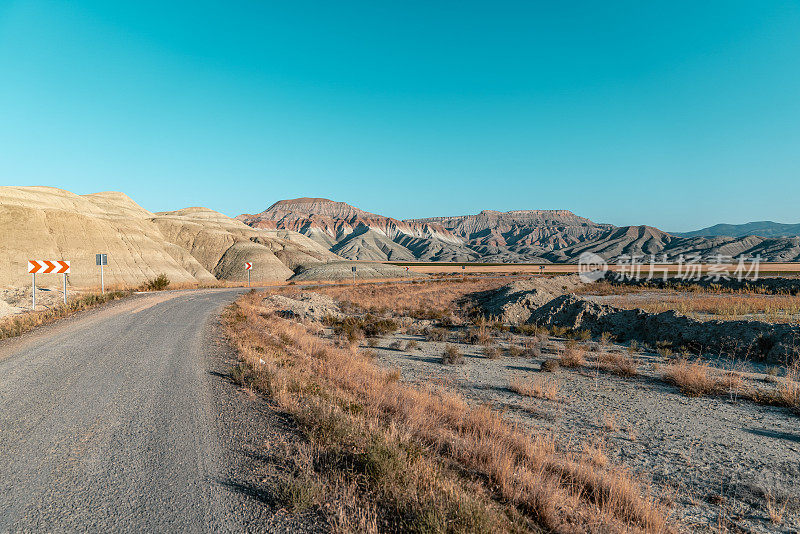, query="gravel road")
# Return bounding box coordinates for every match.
[0,289,303,533]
